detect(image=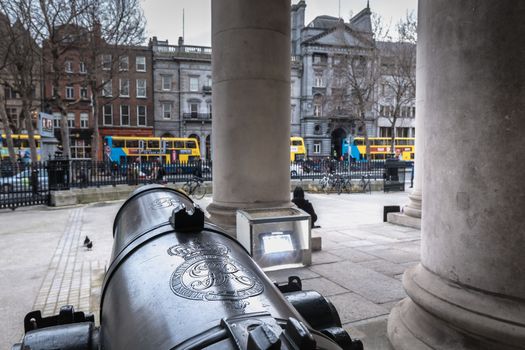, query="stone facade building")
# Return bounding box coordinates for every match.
[151,37,212,160]
[291,1,415,158]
